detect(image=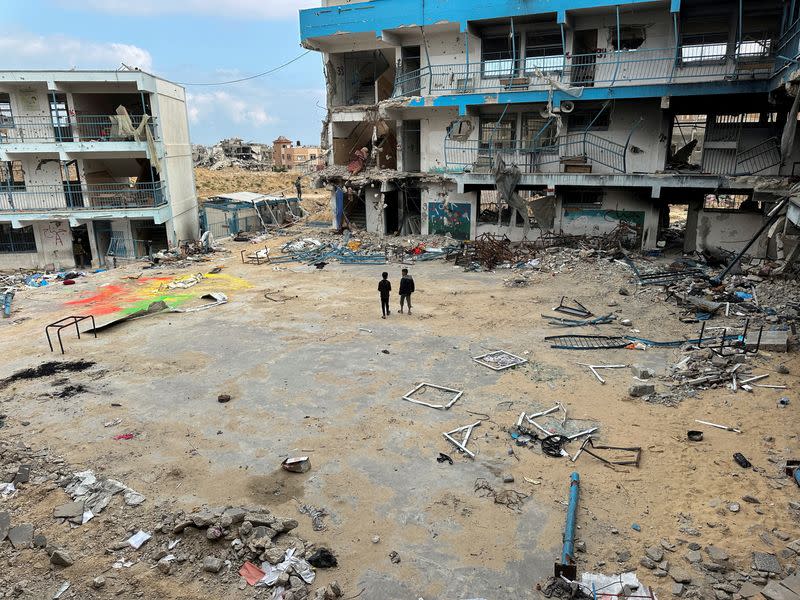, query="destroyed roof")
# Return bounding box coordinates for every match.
[205,192,299,207]
[273,136,292,144]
